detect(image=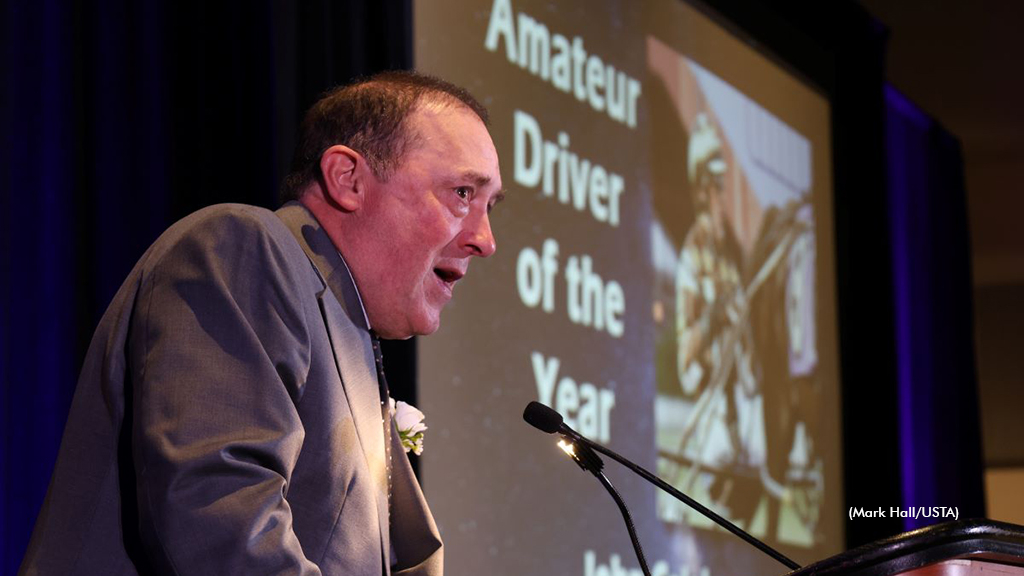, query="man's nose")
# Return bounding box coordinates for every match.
[461,211,496,257]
